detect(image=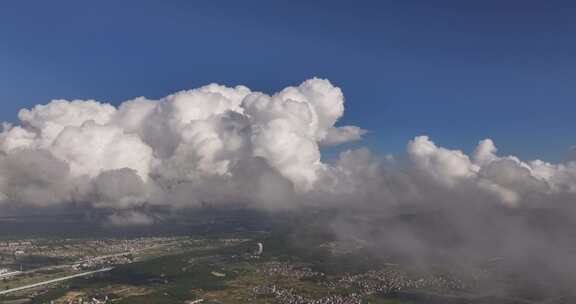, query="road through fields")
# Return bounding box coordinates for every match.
[0,267,112,295]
